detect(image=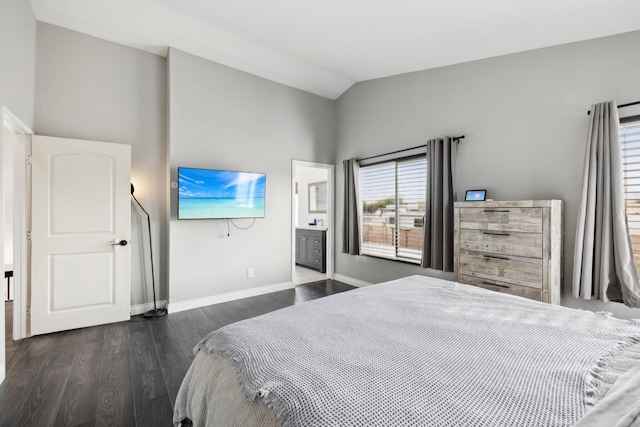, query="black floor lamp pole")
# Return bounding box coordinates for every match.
[131,183,167,318]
